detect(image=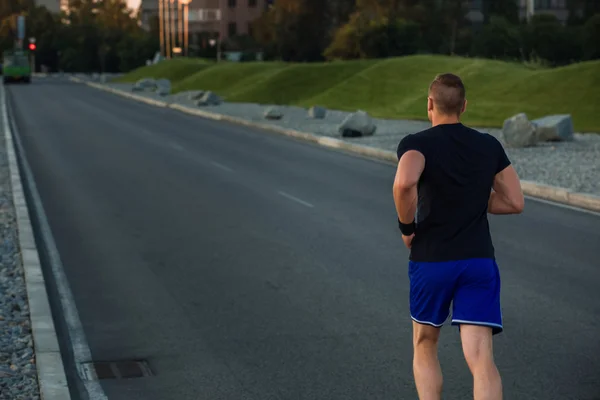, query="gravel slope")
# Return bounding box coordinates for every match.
[0,122,40,400]
[101,82,600,196]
